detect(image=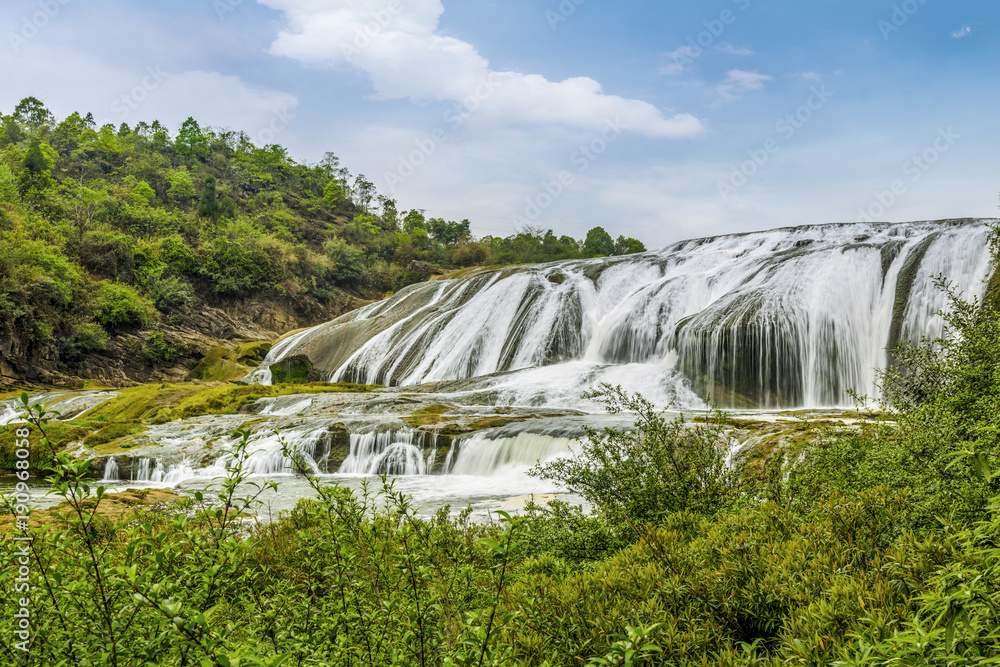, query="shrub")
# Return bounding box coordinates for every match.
[145,273,194,312]
[323,236,365,282]
[142,331,181,364]
[532,384,739,528]
[91,280,150,330]
[59,322,109,363]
